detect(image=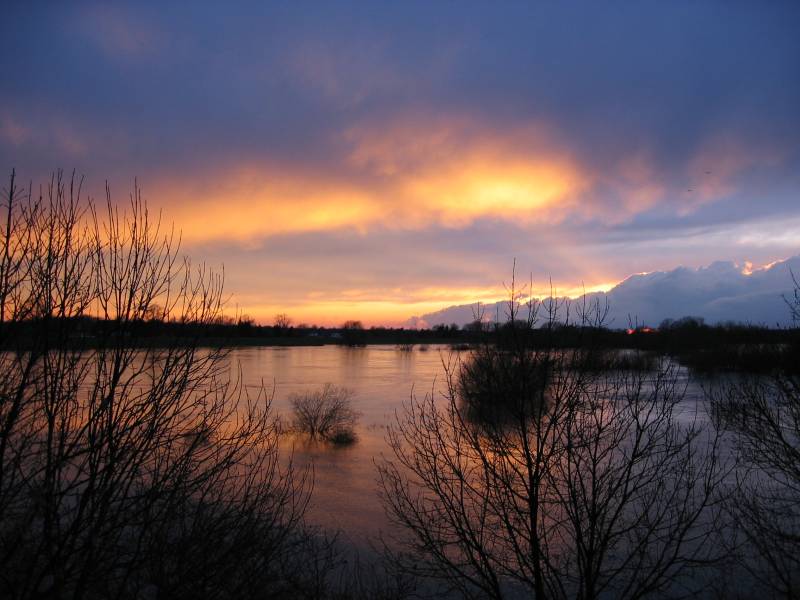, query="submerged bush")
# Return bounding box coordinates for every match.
[578,348,659,372]
[291,383,359,444]
[457,345,550,425]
